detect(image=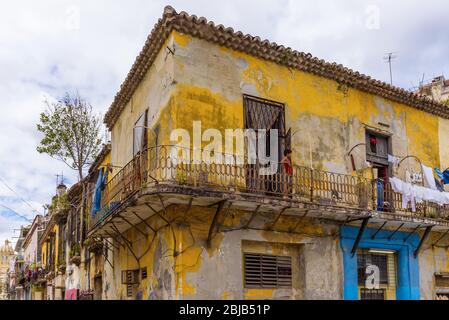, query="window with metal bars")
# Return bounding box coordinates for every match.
[243,253,292,289]
[243,96,291,194]
[243,95,290,158]
[121,270,140,285]
[141,267,147,279]
[126,284,133,297]
[357,251,389,285]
